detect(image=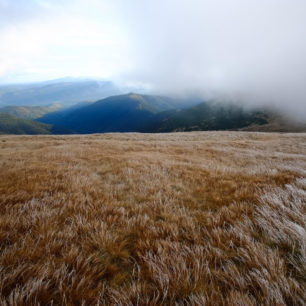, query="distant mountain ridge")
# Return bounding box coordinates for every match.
[0,79,121,107]
[0,104,62,120]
